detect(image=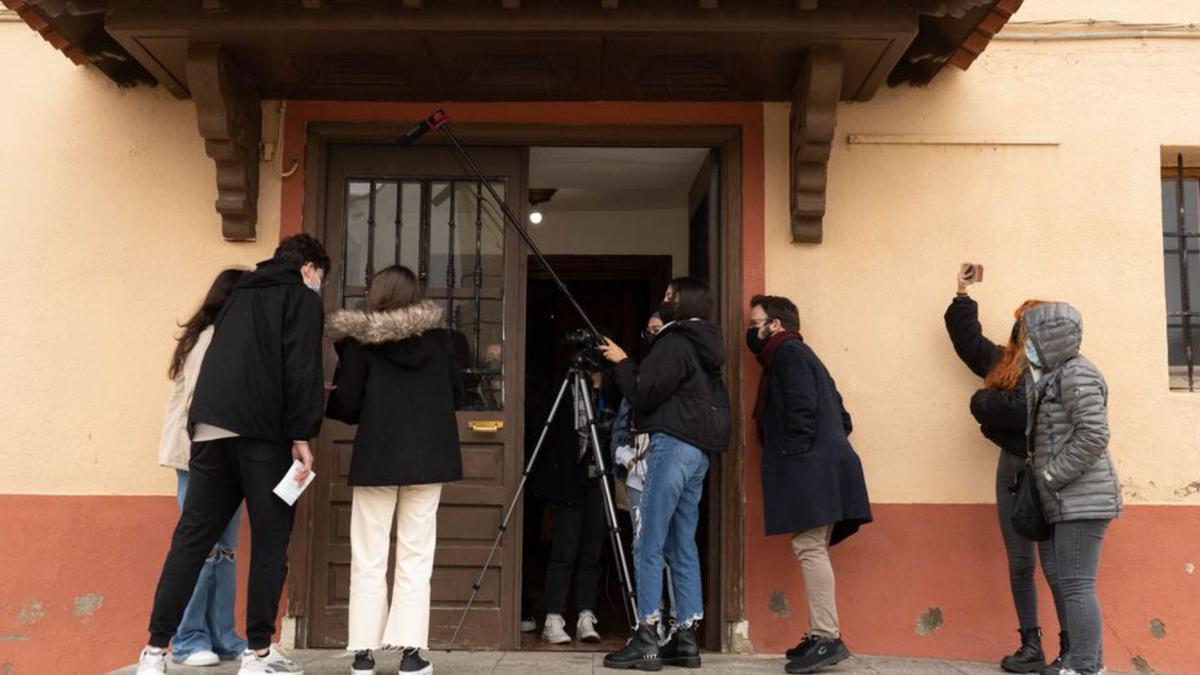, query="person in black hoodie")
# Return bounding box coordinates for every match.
[325,265,464,675]
[140,234,329,675]
[599,278,731,671]
[944,267,1068,675]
